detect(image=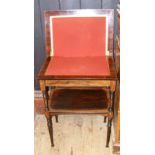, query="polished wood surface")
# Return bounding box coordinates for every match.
[39,79,116,93]
[45,80,111,88]
[50,89,109,110]
[47,88,110,115]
